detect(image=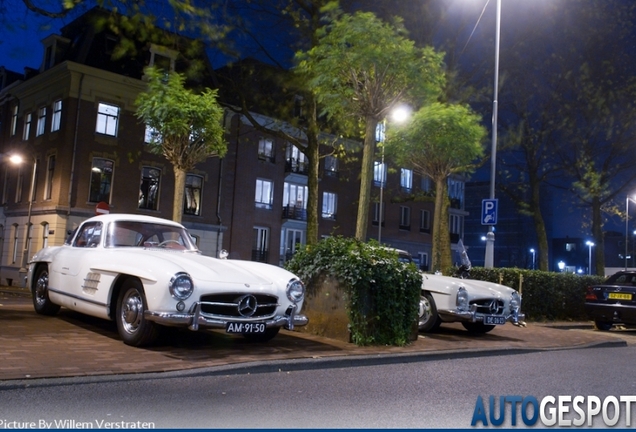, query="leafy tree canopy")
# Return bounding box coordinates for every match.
[295,11,446,136]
